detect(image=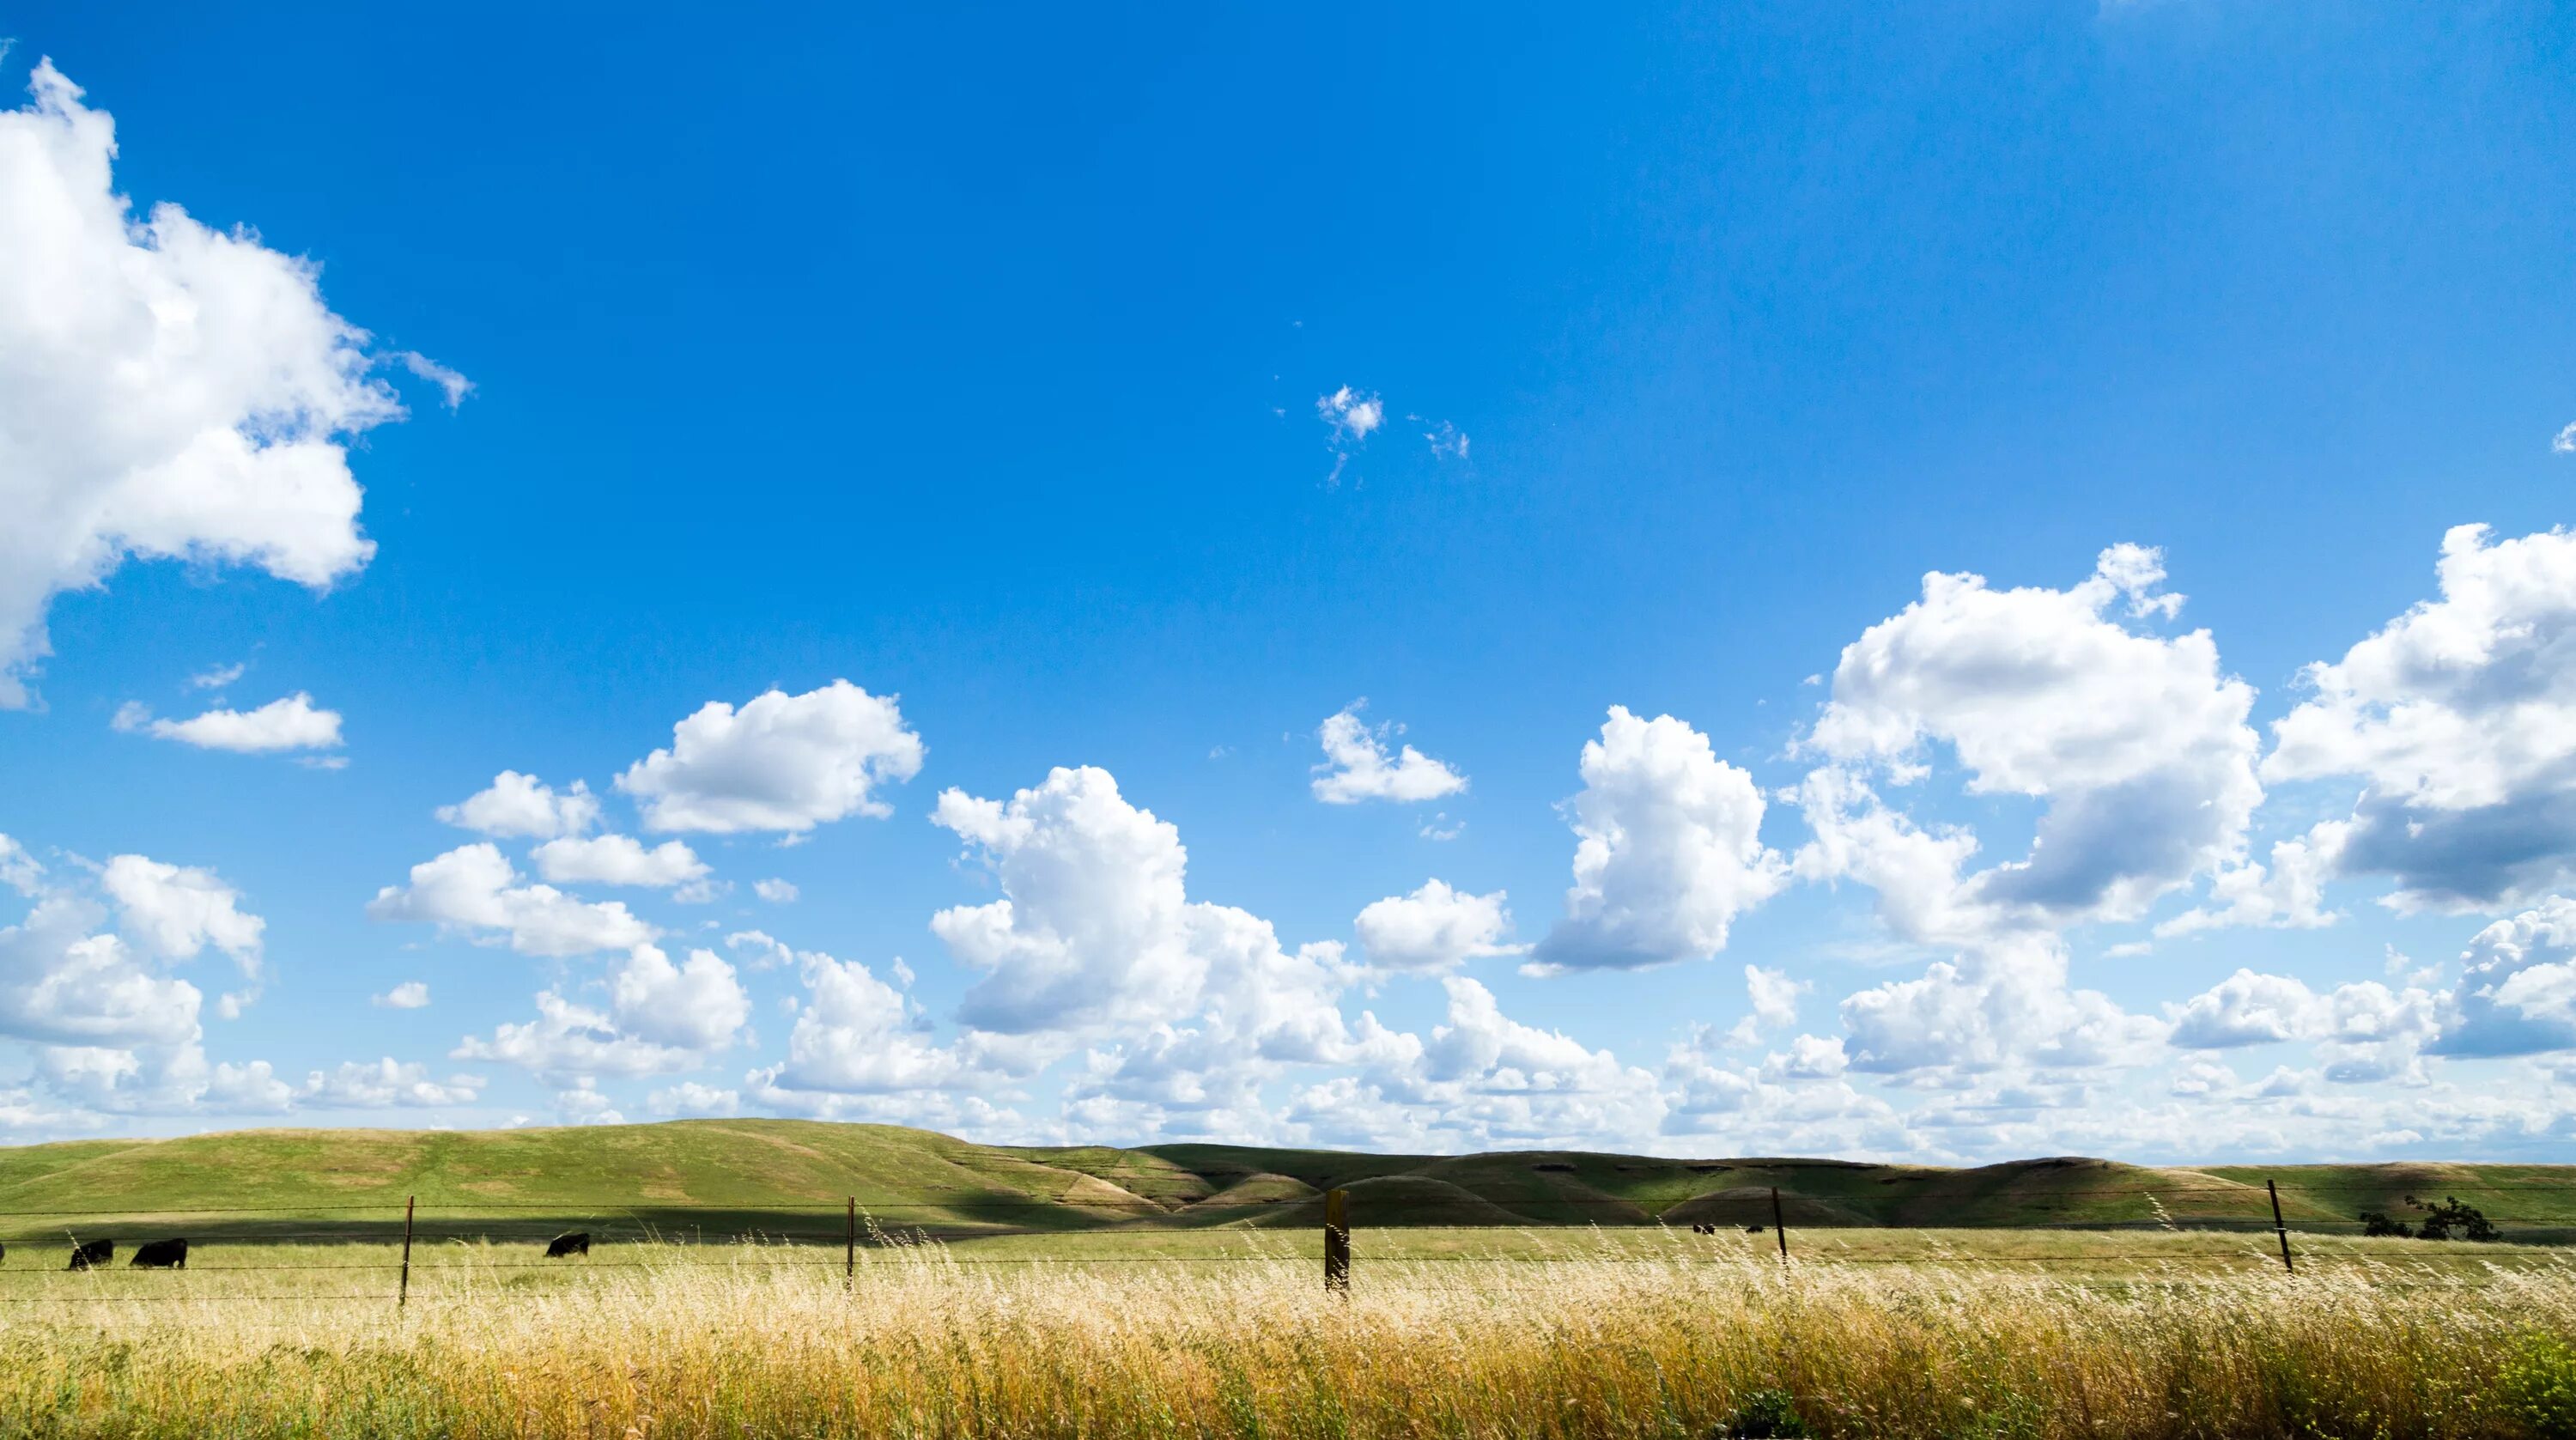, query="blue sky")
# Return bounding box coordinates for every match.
[3,1,2574,1158]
